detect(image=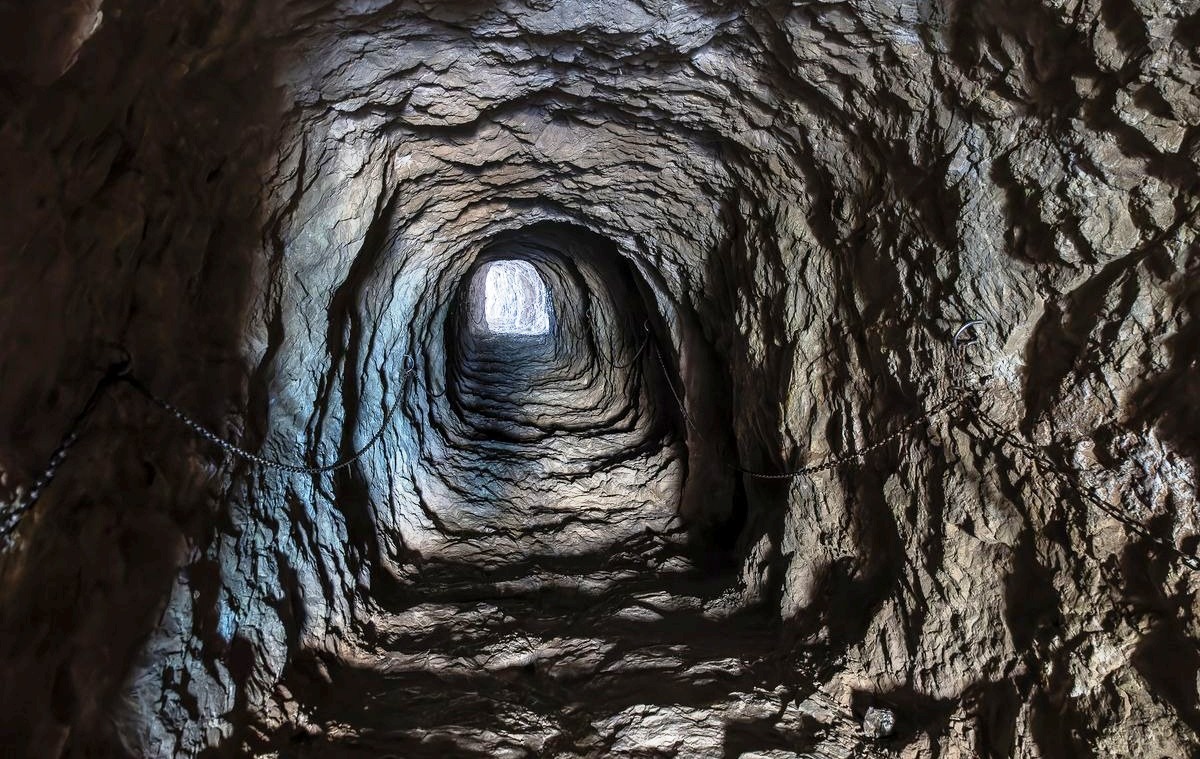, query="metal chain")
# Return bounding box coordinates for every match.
[118,372,406,475]
[730,394,964,479]
[948,321,1200,570]
[8,327,1196,572]
[0,360,410,550]
[653,344,711,442]
[0,366,124,546]
[597,322,652,370]
[969,402,1200,571]
[651,334,971,479]
[652,322,1200,571]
